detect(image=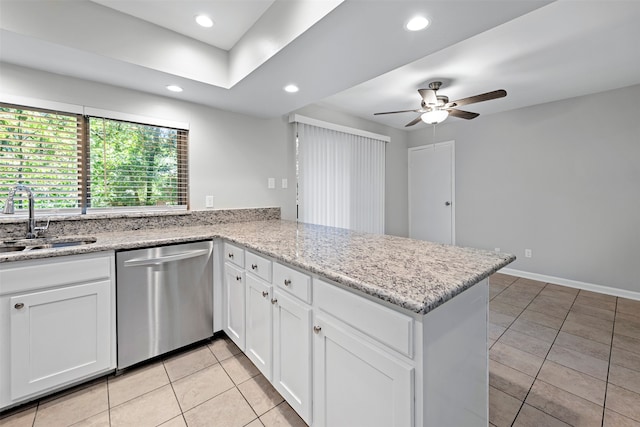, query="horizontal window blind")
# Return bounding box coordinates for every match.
[0,102,188,213]
[0,103,82,211]
[87,117,188,209]
[297,123,385,234]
